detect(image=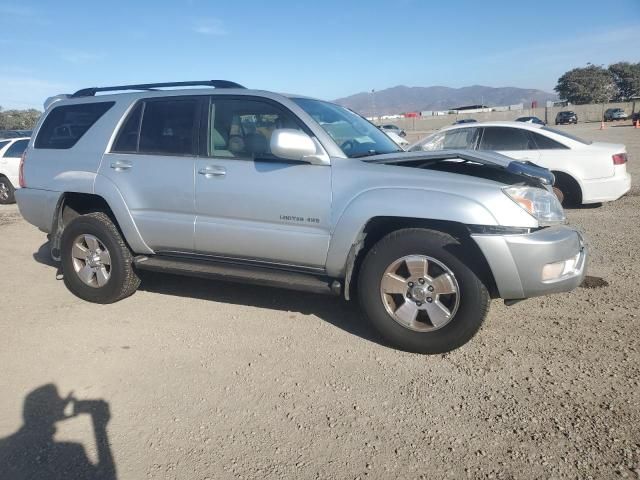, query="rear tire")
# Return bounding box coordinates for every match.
[357,228,490,354]
[61,212,140,303]
[552,172,582,207]
[0,177,15,204]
